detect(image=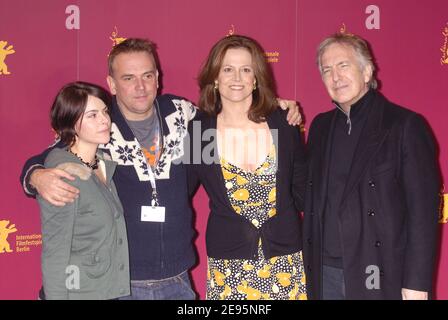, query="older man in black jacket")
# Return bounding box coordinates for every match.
[303,32,441,300]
